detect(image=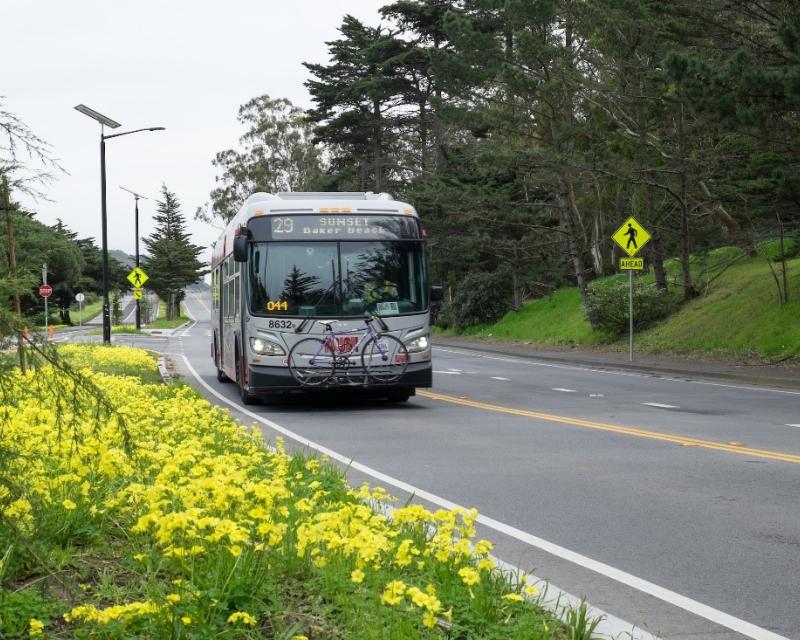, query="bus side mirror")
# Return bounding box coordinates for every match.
[233,235,248,262]
[430,286,444,303]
